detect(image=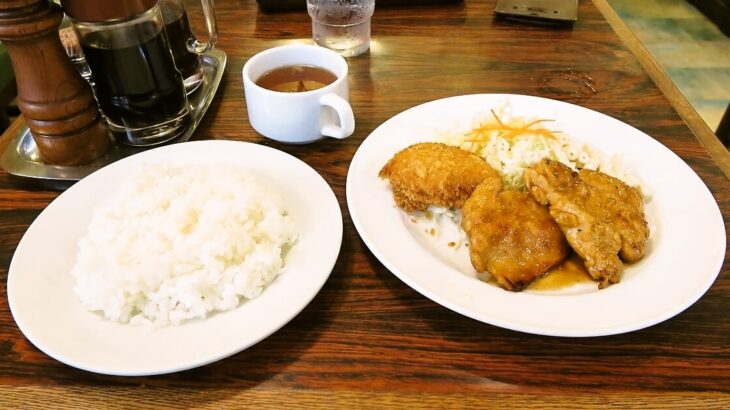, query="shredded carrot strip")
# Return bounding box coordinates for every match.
[464,114,559,143]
